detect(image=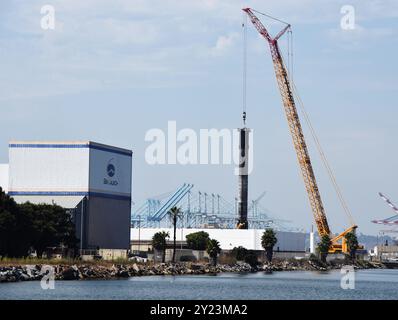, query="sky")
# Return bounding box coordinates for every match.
[0,0,397,235]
